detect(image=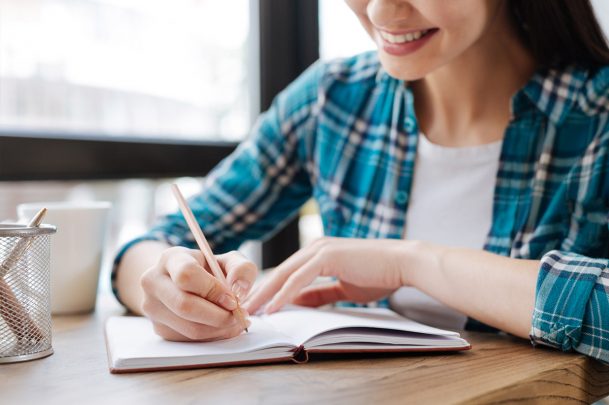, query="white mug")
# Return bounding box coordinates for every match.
[17,201,111,315]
